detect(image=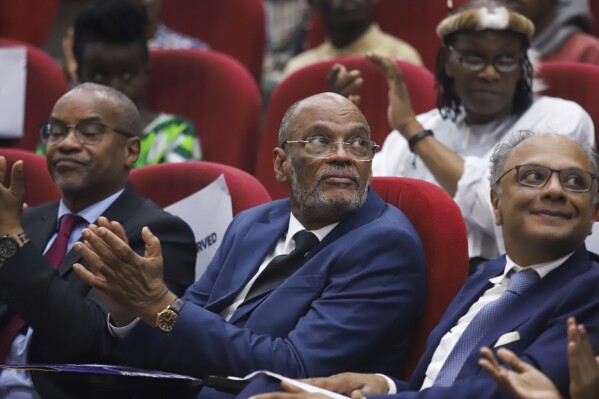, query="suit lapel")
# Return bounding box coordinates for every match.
[207,205,289,317]
[457,247,592,378]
